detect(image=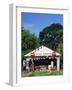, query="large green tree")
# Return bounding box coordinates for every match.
[39,23,63,60]
[21,27,40,59]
